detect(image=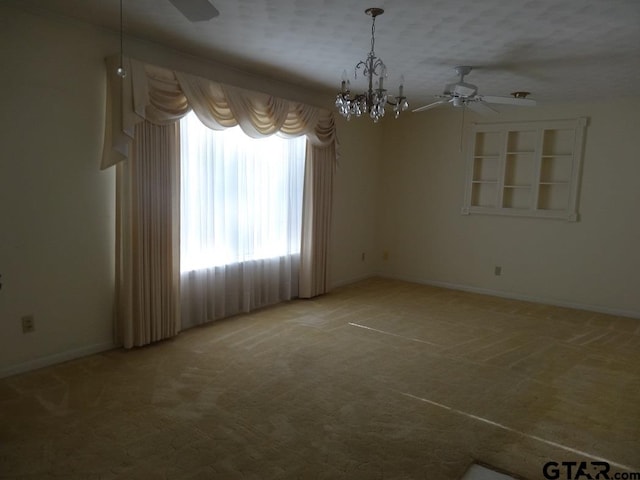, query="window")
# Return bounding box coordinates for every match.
[180,111,306,272]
